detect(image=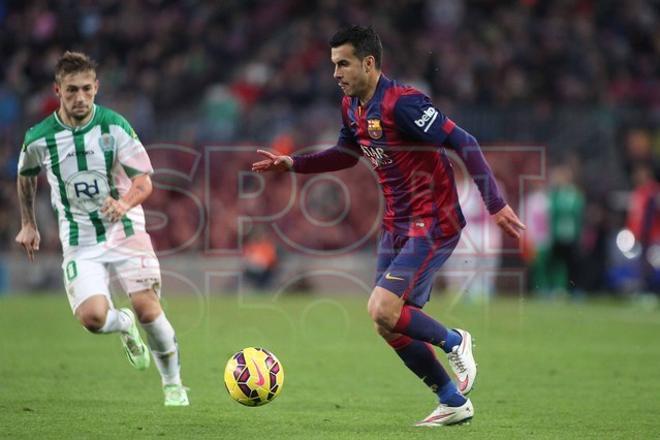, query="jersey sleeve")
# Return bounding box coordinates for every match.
[292,117,361,173]
[292,99,361,174]
[337,123,358,148]
[444,123,506,215]
[291,144,361,173]
[112,118,153,177]
[17,136,45,176]
[395,93,506,214]
[393,93,454,145]
[338,97,359,148]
